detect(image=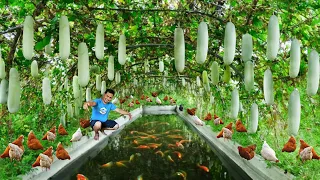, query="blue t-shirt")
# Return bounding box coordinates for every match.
[90,98,117,122]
